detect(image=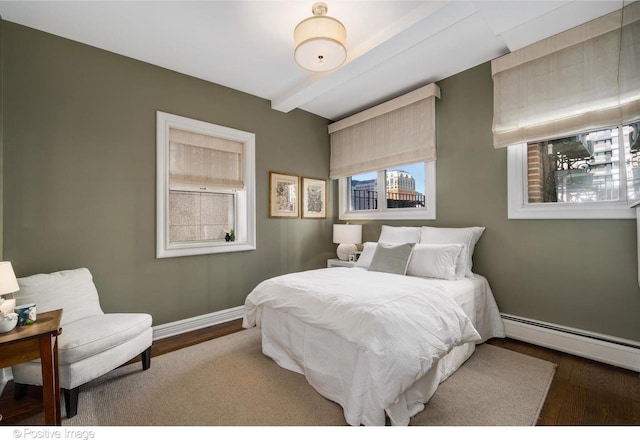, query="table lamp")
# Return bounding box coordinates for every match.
[0,261,19,310]
[0,261,19,332]
[333,224,362,261]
